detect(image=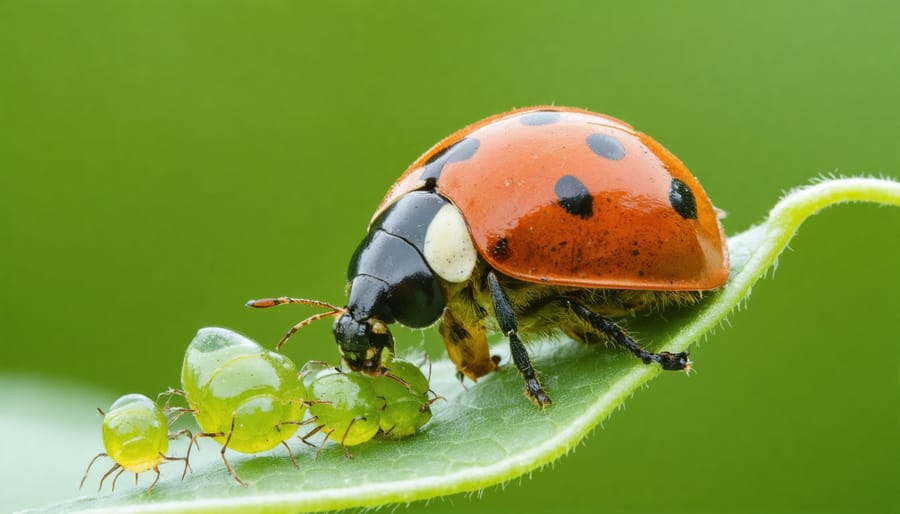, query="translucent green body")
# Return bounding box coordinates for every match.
[181,327,306,453]
[101,394,168,473]
[371,360,432,438]
[308,372,380,446]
